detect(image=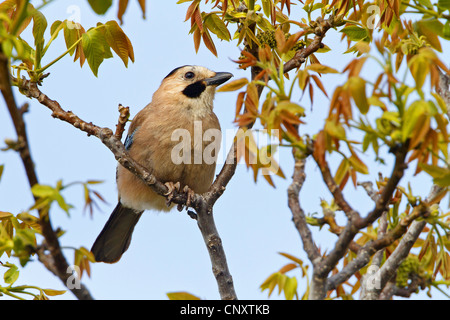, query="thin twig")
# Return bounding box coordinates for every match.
[313,157,360,221]
[114,104,130,140]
